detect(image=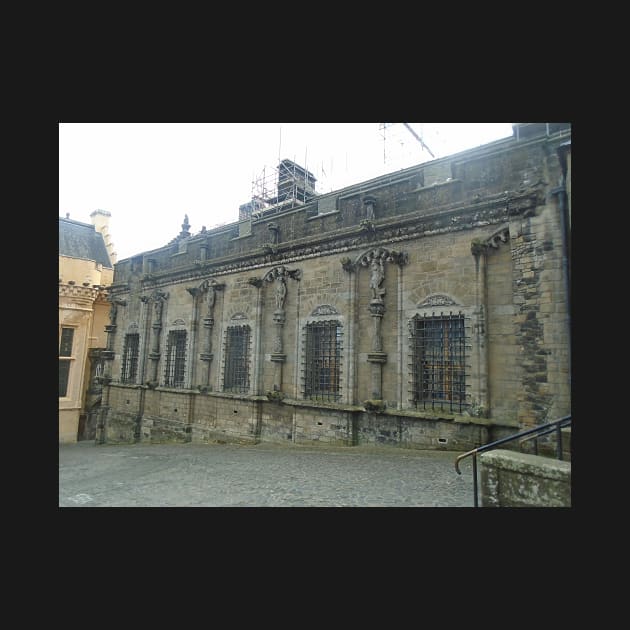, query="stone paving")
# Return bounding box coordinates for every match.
[59,440,476,508]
